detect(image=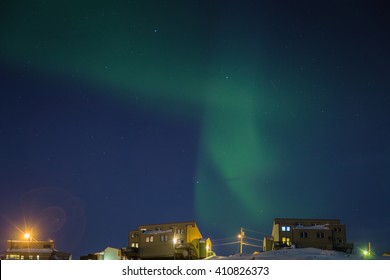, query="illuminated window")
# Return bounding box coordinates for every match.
[135,243,138,248]
[282,226,291,232]
[146,236,154,242]
[37,255,40,260]
[29,255,33,260]
[281,237,291,245]
[8,254,20,259]
[21,255,24,260]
